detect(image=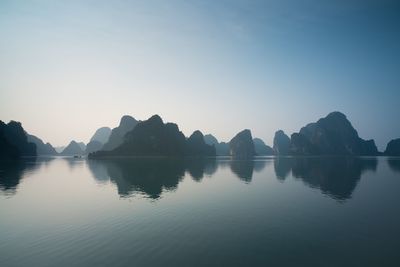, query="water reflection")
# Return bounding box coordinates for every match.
[274,157,377,201]
[1,157,382,201]
[186,158,217,182]
[88,158,221,199]
[230,160,255,183]
[253,159,269,173]
[274,157,292,182]
[387,158,400,173]
[63,157,86,170]
[0,158,52,195]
